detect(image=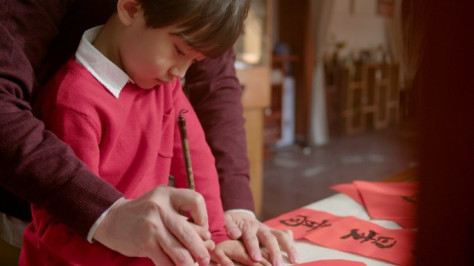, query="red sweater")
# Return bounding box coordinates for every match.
[0,0,252,240]
[20,58,228,265]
